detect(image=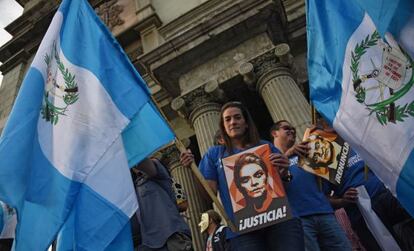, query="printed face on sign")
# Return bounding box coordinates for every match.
[239,163,267,198]
[299,128,350,185]
[222,144,292,234]
[308,135,334,166]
